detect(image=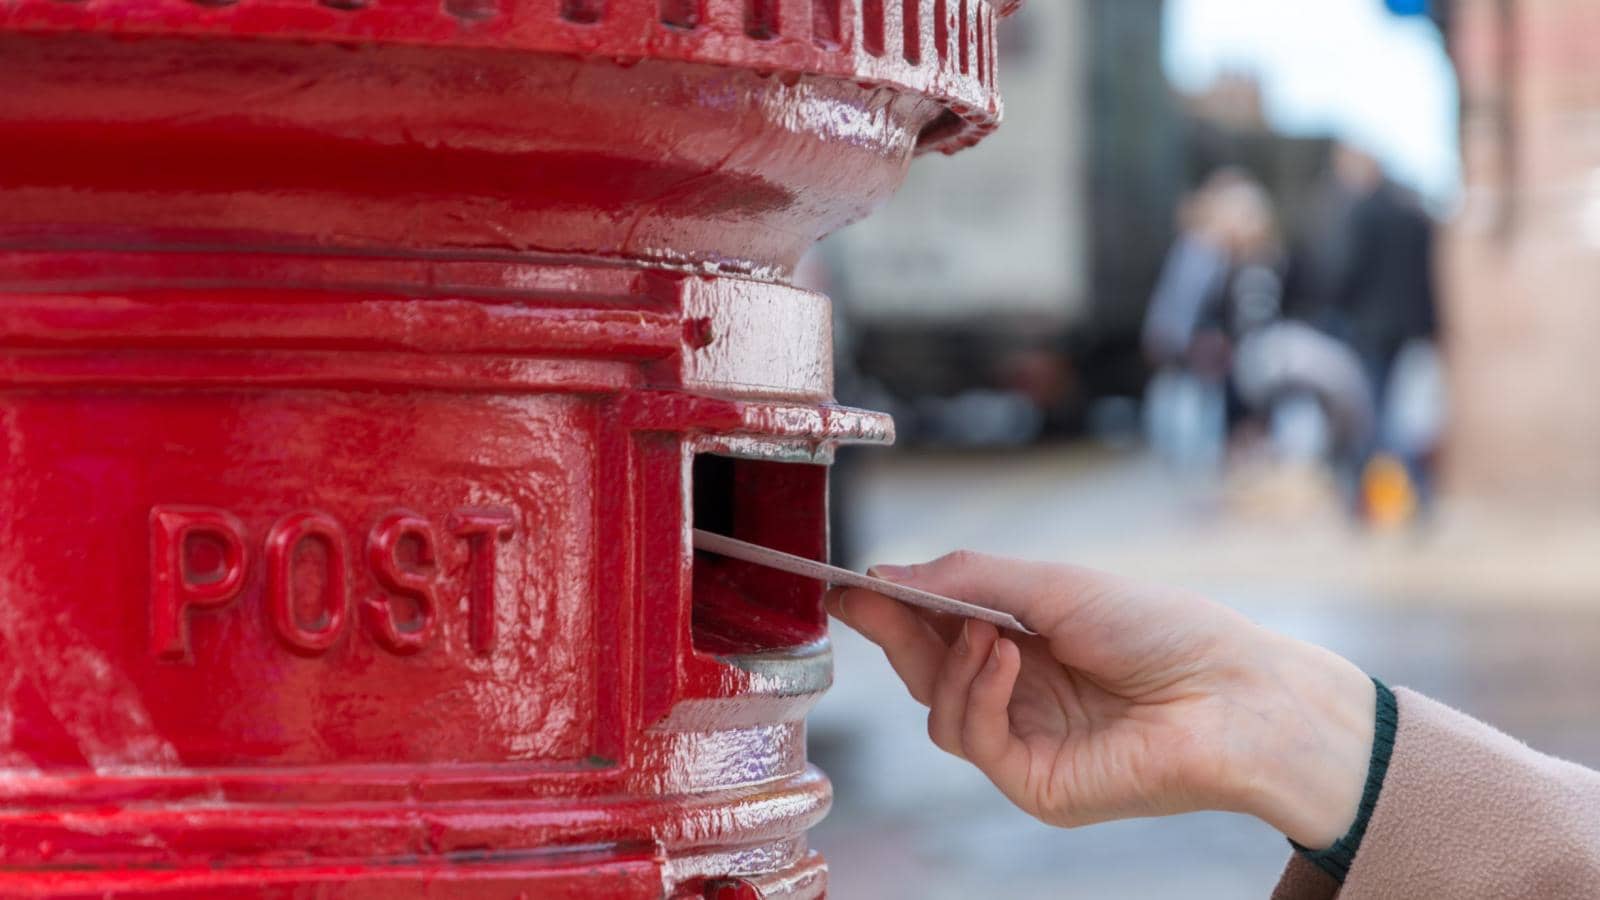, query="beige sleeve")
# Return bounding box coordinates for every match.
[1273,687,1600,900]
